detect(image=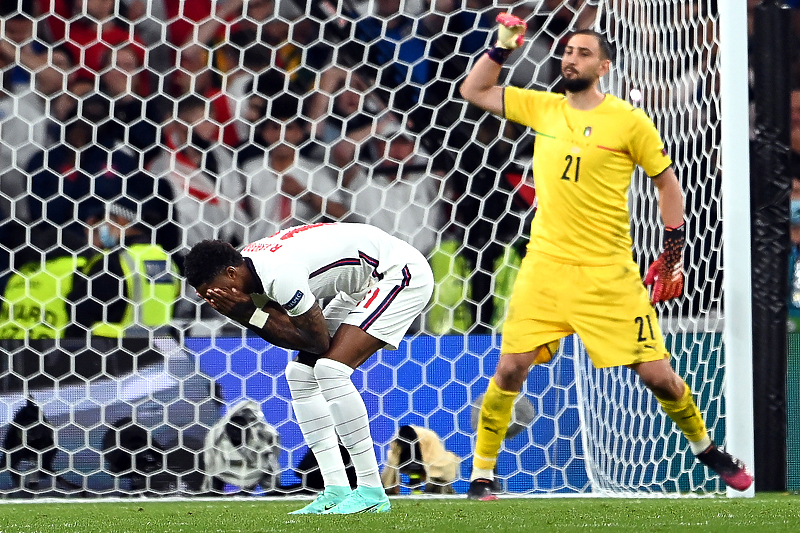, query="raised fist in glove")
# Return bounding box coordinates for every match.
[496,12,527,50]
[644,224,685,304]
